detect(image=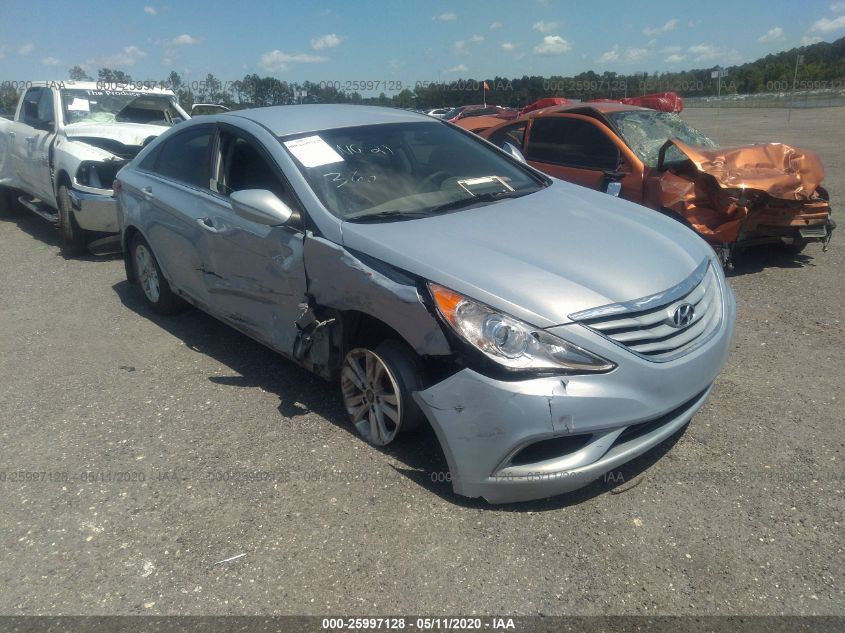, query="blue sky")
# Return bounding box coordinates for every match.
[1,0,844,89]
